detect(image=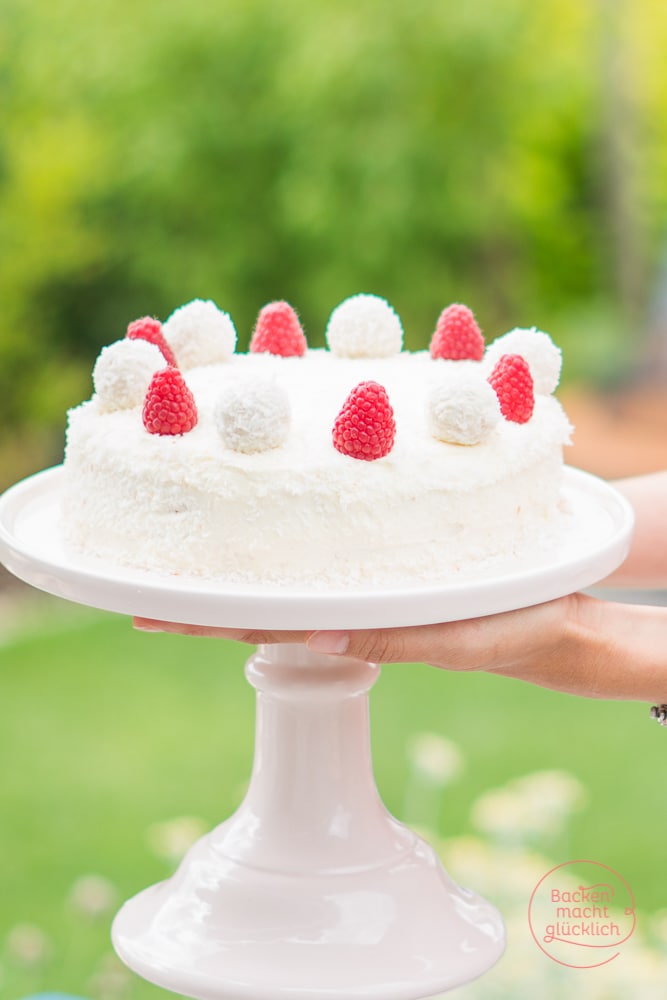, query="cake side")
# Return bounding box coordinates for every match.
[62,319,573,589]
